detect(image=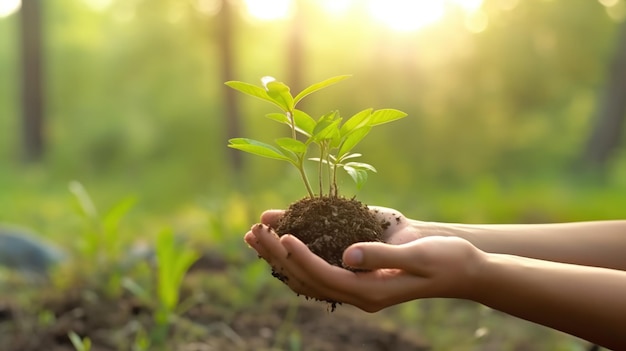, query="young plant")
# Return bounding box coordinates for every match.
[226,75,407,197]
[152,228,199,344]
[226,75,407,310]
[68,331,92,351]
[68,181,137,298]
